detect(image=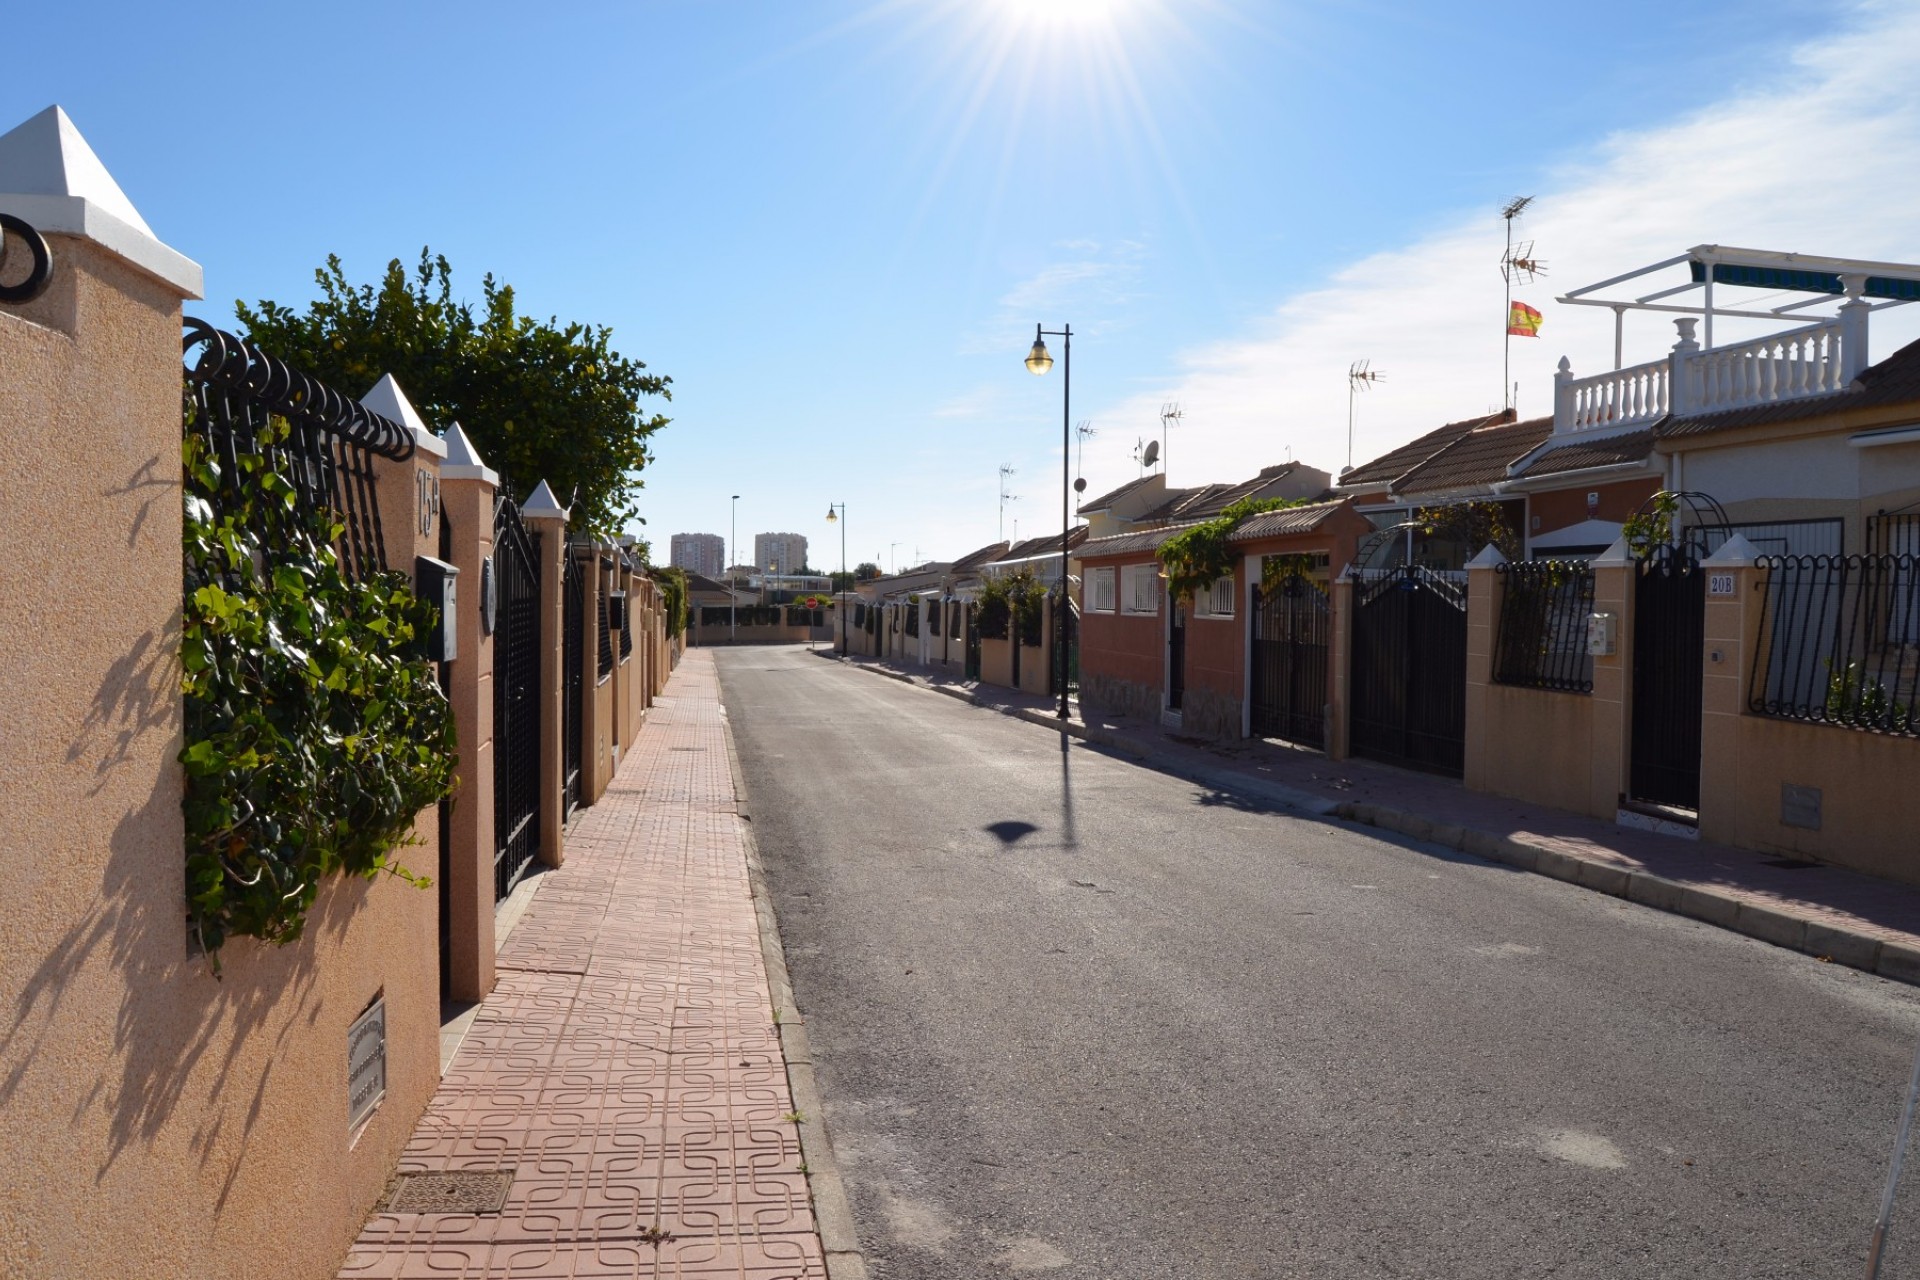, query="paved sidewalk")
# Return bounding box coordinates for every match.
[341,651,825,1279]
[827,648,1920,986]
